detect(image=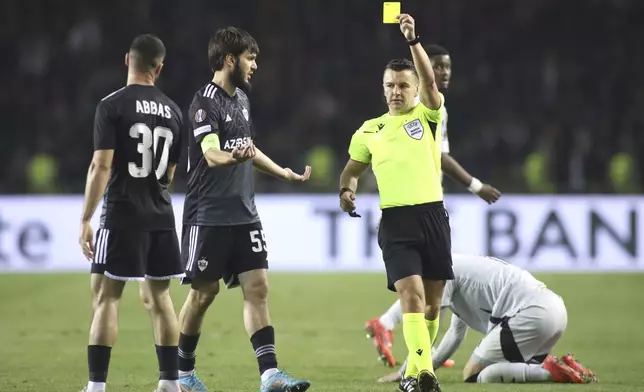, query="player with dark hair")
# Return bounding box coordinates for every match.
[340,14,449,392]
[365,43,502,369]
[176,27,311,392]
[78,34,185,392]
